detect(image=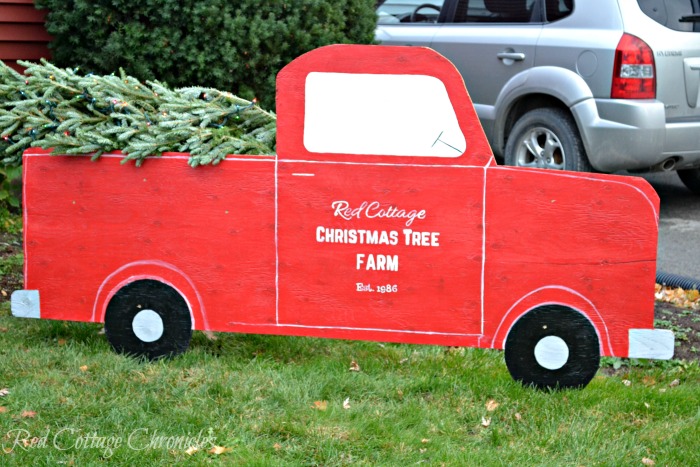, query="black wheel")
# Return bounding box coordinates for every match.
[677,168,700,195]
[504,305,600,390]
[104,279,192,360]
[505,108,593,172]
